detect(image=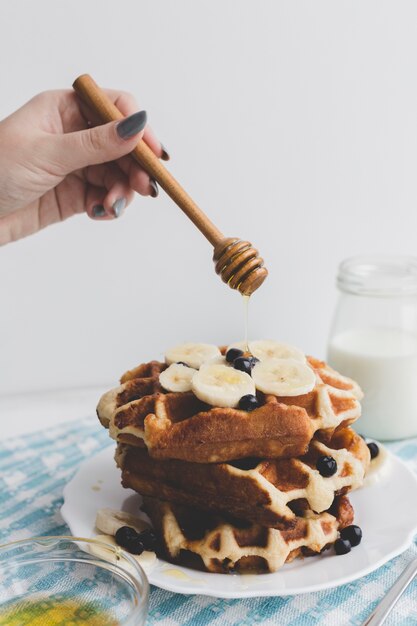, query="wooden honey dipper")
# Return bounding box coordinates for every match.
[73,74,268,296]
